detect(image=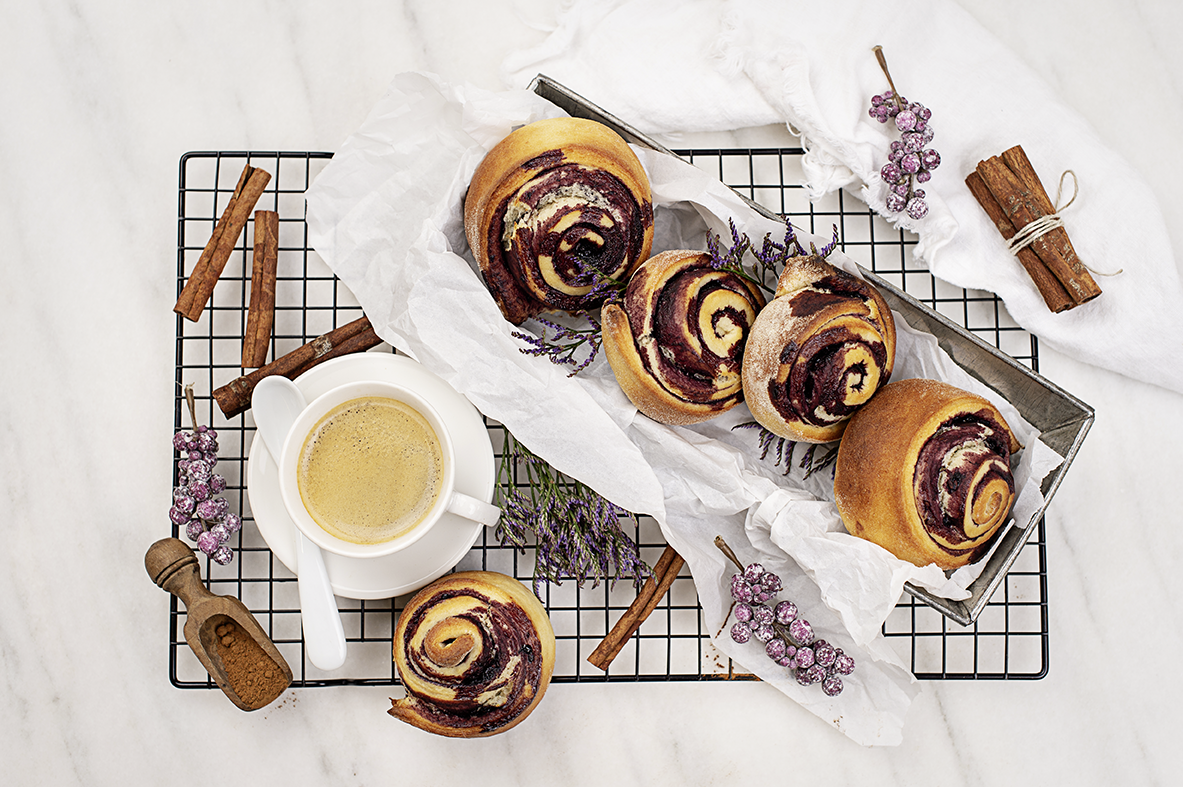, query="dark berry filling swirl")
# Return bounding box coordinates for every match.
[398,589,546,735]
[624,263,763,406]
[913,412,1015,558]
[493,163,652,313]
[768,299,892,429]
